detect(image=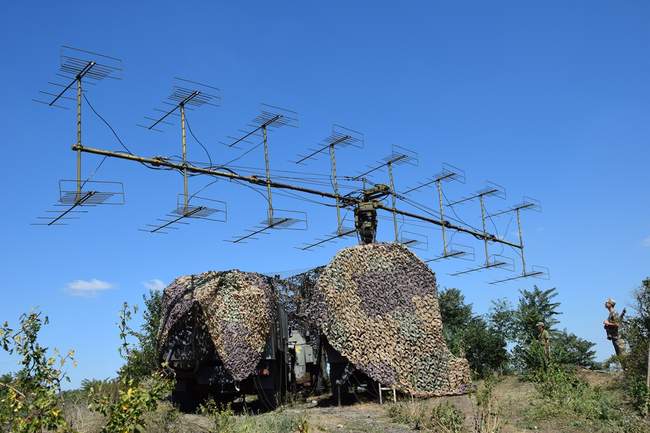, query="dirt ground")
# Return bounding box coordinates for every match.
[67,371,648,433]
